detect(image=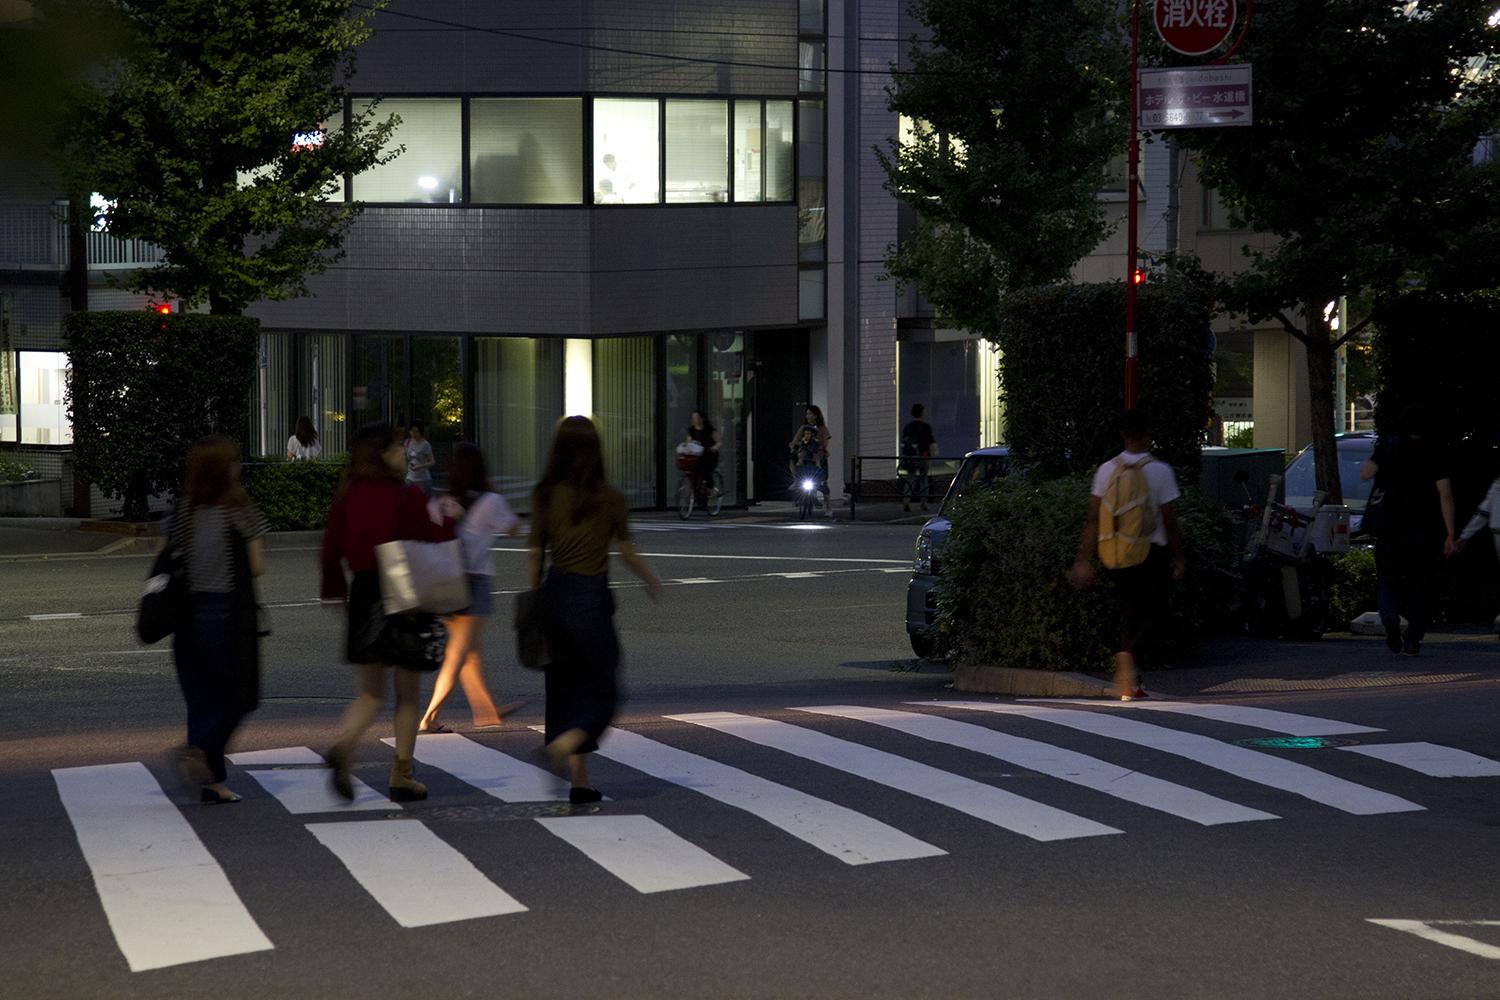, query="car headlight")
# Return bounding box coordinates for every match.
[914,533,933,575]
